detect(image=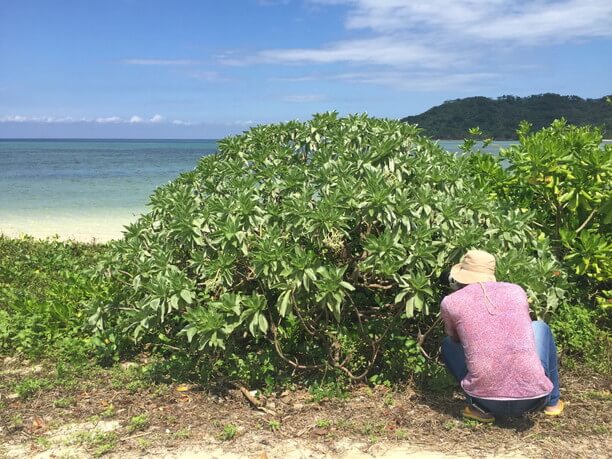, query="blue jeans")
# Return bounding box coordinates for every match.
[441,320,560,417]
